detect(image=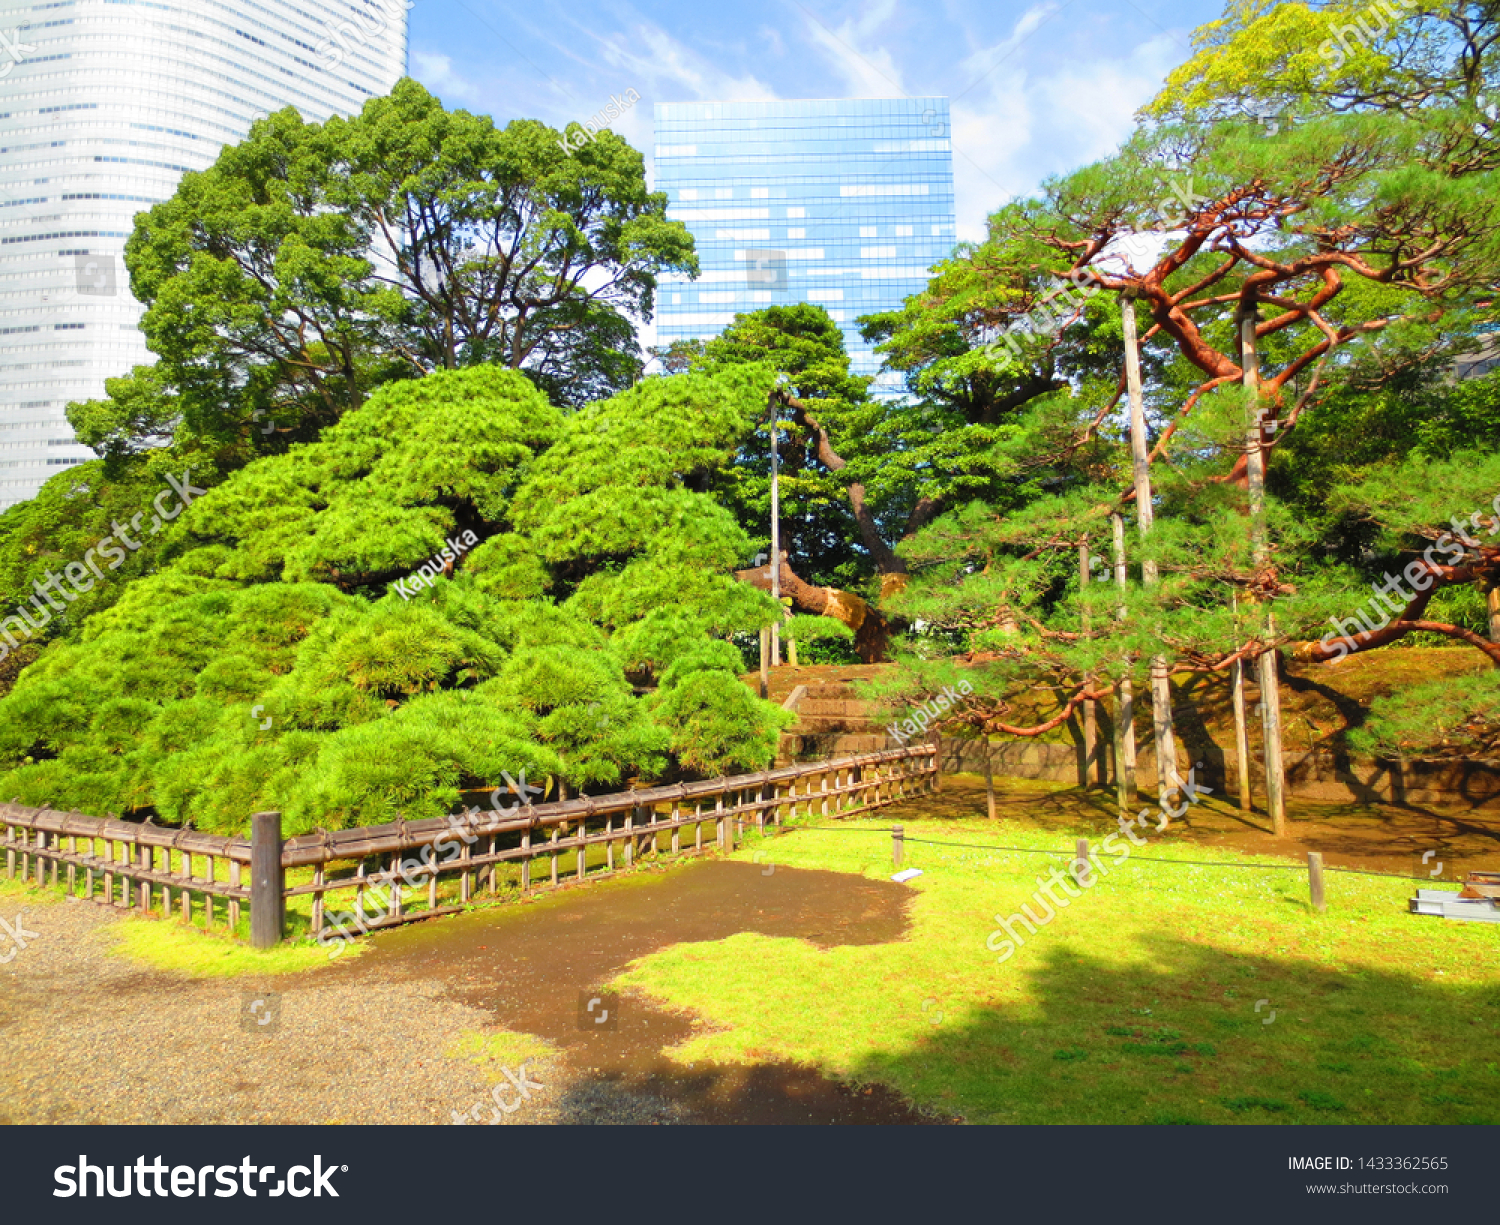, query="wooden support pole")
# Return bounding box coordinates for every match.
[249,810,285,950]
[1080,537,1097,788]
[1075,838,1092,887]
[1307,851,1326,912]
[1241,304,1287,837]
[312,864,325,937]
[1110,513,1138,813]
[138,842,152,912]
[179,850,192,925]
[984,738,997,820]
[1230,656,1254,813]
[1230,589,1253,813]
[892,824,904,869]
[1123,294,1181,806]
